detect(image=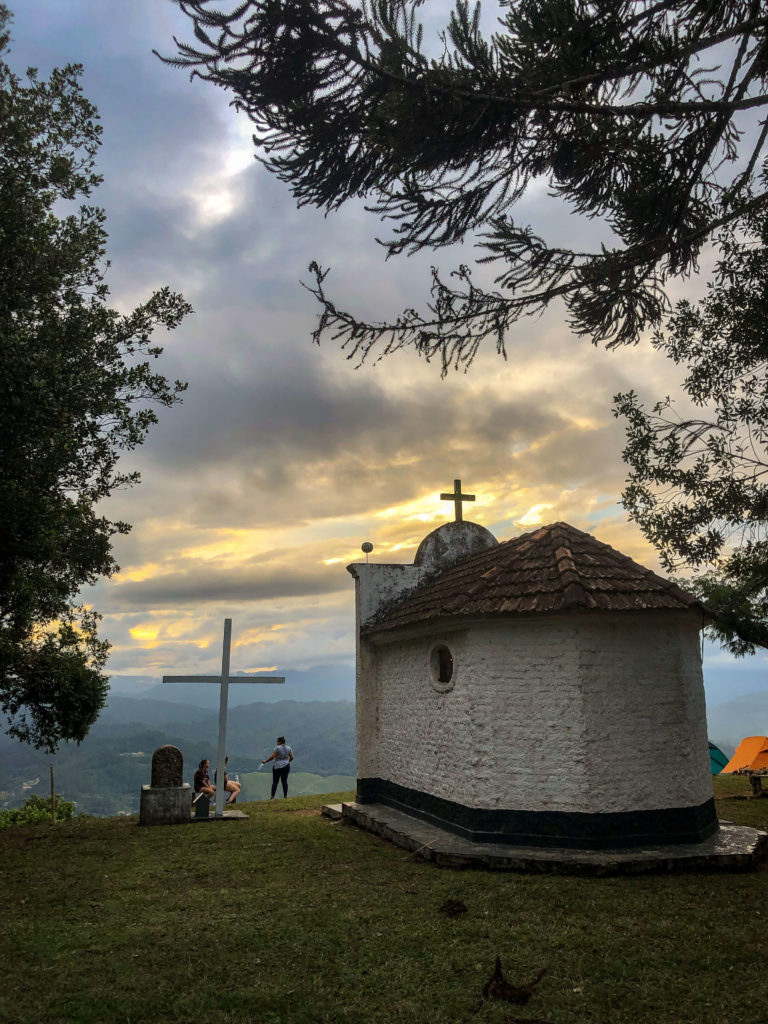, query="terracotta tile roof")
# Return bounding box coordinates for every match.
[364,522,707,634]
